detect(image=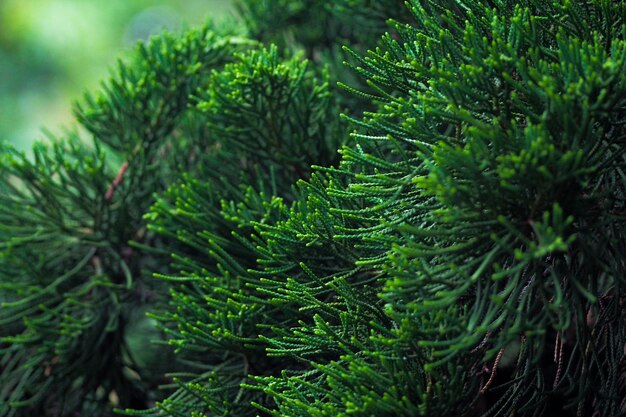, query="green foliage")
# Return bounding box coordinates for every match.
[2,1,626,417]
[235,0,402,51]
[136,44,346,417]
[196,45,342,182]
[0,27,247,416]
[234,0,406,110]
